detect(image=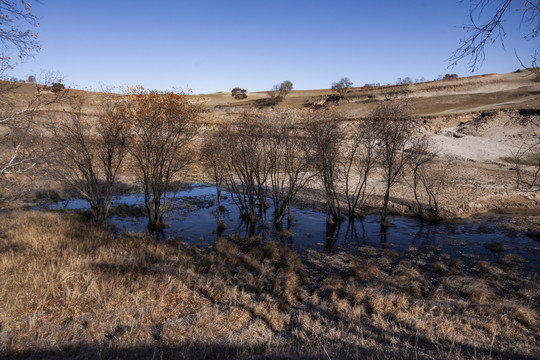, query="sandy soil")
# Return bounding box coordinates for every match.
[358,109,540,220]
